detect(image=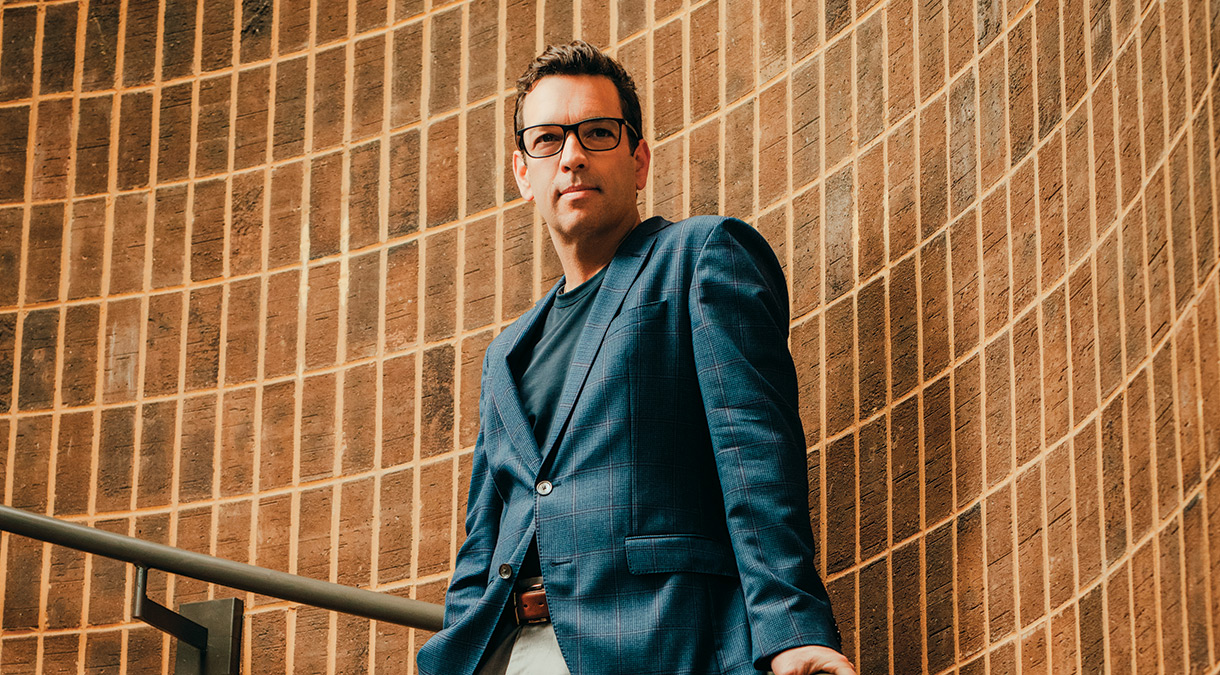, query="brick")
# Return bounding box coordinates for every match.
[888,118,918,260]
[192,178,227,281]
[40,4,77,95]
[11,416,51,514]
[33,99,73,201]
[858,417,886,559]
[269,161,304,268]
[1182,496,1209,670]
[951,353,982,502]
[977,45,1007,189]
[179,393,216,502]
[858,279,886,420]
[1039,132,1066,290]
[1163,0,1188,133]
[425,229,458,341]
[724,0,754,102]
[502,203,534,317]
[759,82,788,209]
[419,459,454,575]
[986,485,1016,640]
[920,95,949,237]
[949,72,977,216]
[1141,16,1166,166]
[73,95,110,194]
[26,203,65,304]
[1175,323,1203,494]
[54,411,93,516]
[81,0,120,90]
[1009,16,1035,166]
[303,373,341,478]
[1061,0,1087,109]
[459,100,497,218]
[298,485,334,582]
[1170,140,1196,311]
[103,298,141,403]
[117,92,153,190]
[918,0,945,98]
[60,305,98,407]
[1069,265,1099,424]
[925,376,953,525]
[824,38,852,169]
[123,0,157,86]
[463,217,496,330]
[254,494,292,599]
[465,0,498,101]
[97,408,135,512]
[350,140,383,249]
[950,210,980,357]
[1199,286,1220,465]
[201,0,234,71]
[108,193,145,296]
[1106,564,1134,674]
[309,151,343,259]
[1159,518,1187,672]
[379,467,414,582]
[196,73,231,175]
[66,199,105,299]
[1100,397,1127,564]
[276,0,309,52]
[825,296,854,435]
[343,251,380,361]
[234,68,270,170]
[0,105,29,203]
[921,234,951,380]
[1121,204,1149,370]
[1194,114,1217,280]
[926,521,954,671]
[858,144,885,279]
[825,166,853,301]
[390,23,423,128]
[259,381,295,489]
[889,0,916,120]
[1041,287,1070,446]
[0,314,11,412]
[857,556,888,674]
[306,262,340,368]
[219,387,255,496]
[791,57,820,192]
[162,0,197,79]
[1126,370,1153,541]
[2,536,43,631]
[825,432,856,574]
[892,539,922,664]
[421,345,455,458]
[274,56,308,159]
[385,240,419,352]
[791,315,822,446]
[950,508,984,662]
[1115,42,1142,207]
[157,83,193,184]
[1095,234,1123,398]
[690,3,719,123]
[342,363,377,474]
[249,611,288,673]
[137,401,176,508]
[460,332,492,448]
[1146,173,1173,344]
[889,255,918,400]
[381,356,416,467]
[688,119,721,217]
[388,128,421,236]
[229,172,264,277]
[1092,75,1119,231]
[336,473,373,583]
[1016,464,1046,626]
[1065,108,1093,266]
[313,46,347,152]
[1210,473,1220,663]
[1153,347,1180,520]
[241,0,274,62]
[0,211,16,305]
[1044,441,1075,608]
[18,309,58,411]
[186,284,223,390]
[725,101,754,219]
[892,396,921,542]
